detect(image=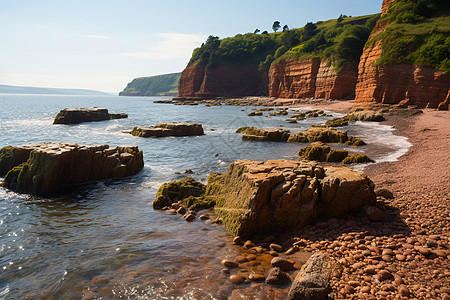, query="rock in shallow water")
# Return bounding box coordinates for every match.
[130,122,204,138]
[0,142,143,194]
[53,107,127,124]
